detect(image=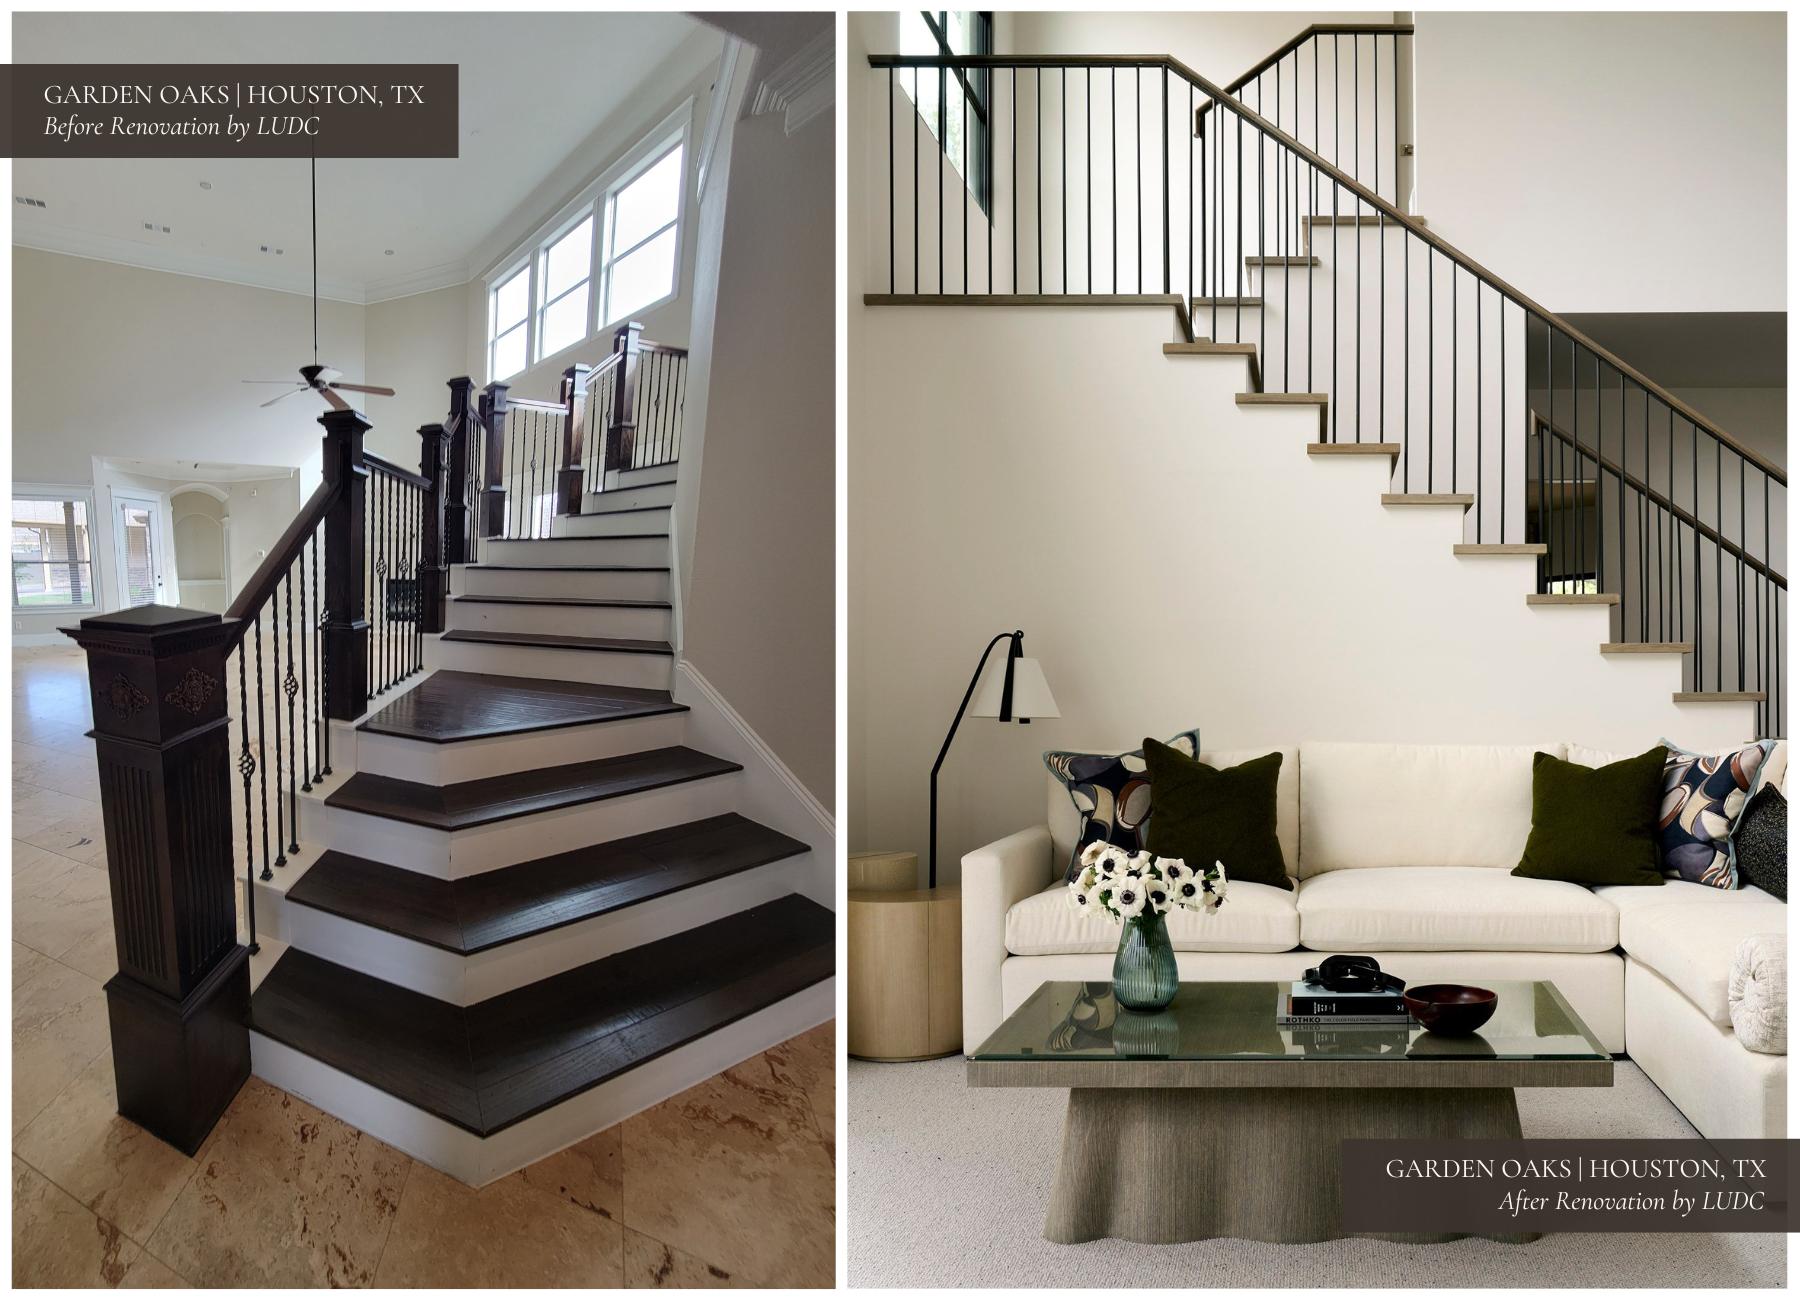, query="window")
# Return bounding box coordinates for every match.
[899,11,993,215]
[601,143,683,326]
[489,264,530,381]
[537,215,592,361]
[12,495,93,609]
